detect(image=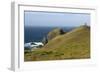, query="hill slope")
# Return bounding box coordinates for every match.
[25,25,90,61]
[42,28,65,45]
[47,28,65,41]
